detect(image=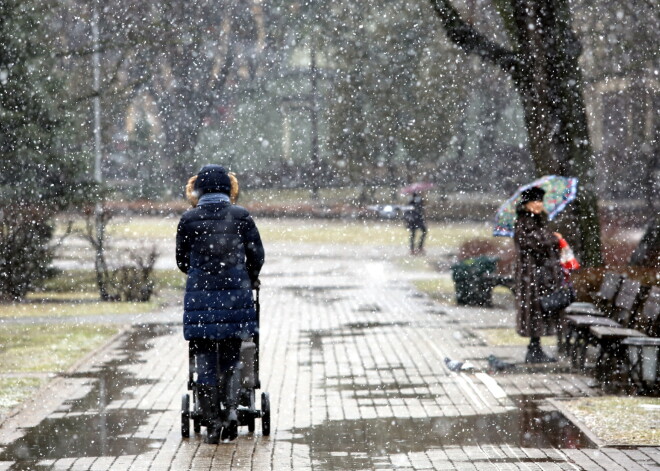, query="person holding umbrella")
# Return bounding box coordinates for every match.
[402,182,433,256]
[513,186,564,363]
[494,175,578,363]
